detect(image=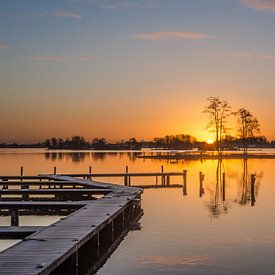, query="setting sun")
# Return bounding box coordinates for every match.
[207,139,214,144]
